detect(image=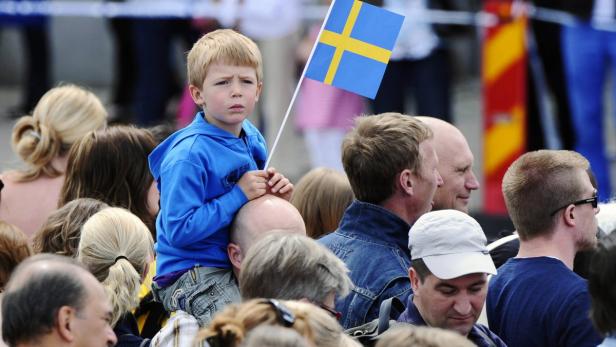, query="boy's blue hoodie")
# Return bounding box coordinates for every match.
[149,113,267,277]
